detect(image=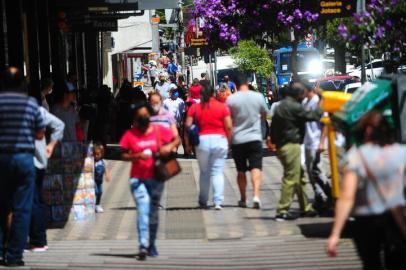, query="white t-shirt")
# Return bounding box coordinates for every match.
[303,95,322,150]
[155,82,171,99]
[163,98,185,126]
